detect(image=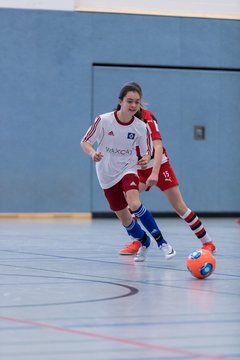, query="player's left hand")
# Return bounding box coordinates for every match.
[138,154,151,169]
[146,173,158,187]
